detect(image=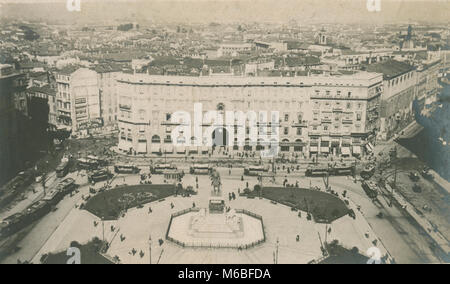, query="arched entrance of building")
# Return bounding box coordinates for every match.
[212,128,229,147]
